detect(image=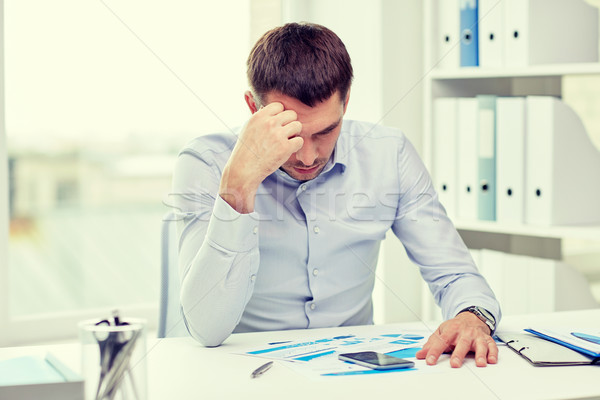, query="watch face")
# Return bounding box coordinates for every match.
[460,306,496,331]
[475,307,495,324]
[470,307,495,333]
